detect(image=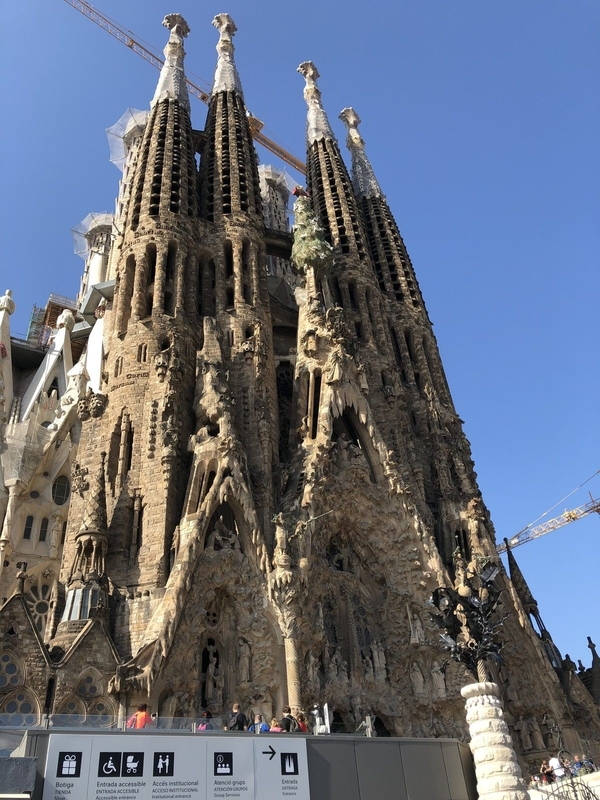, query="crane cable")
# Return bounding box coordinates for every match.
[514,468,600,537]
